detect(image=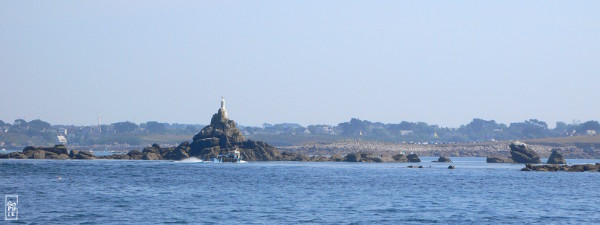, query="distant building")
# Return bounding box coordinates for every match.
[587,130,597,135]
[57,135,67,144]
[399,130,413,135]
[58,128,68,135]
[308,125,335,135]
